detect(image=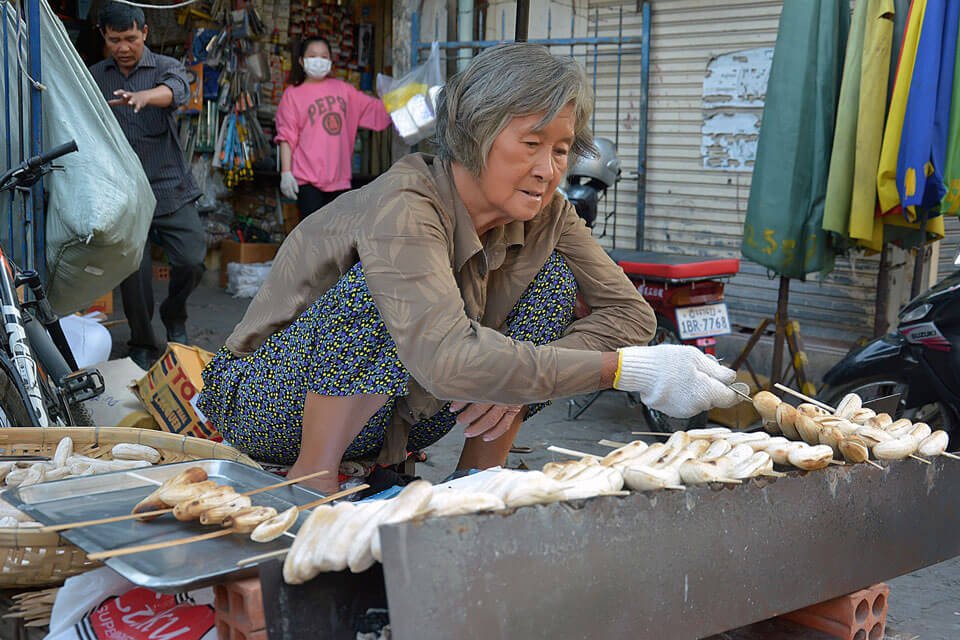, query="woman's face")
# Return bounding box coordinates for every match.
[474,105,575,226]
